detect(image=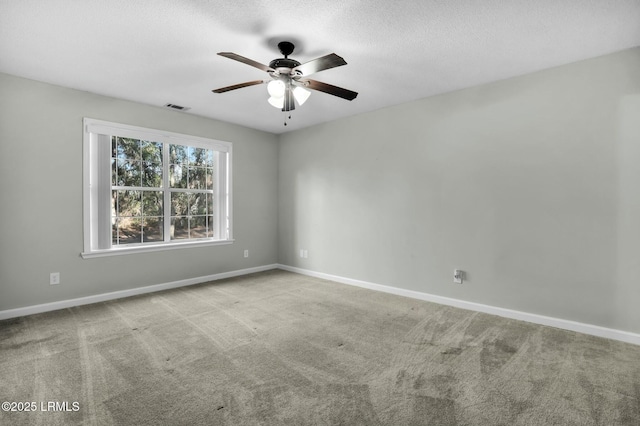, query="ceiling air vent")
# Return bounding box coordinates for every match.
[164,103,190,111]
